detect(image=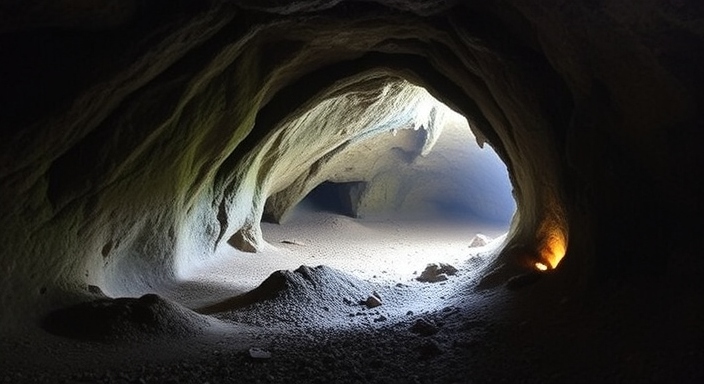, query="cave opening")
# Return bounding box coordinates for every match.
[170,86,519,326]
[0,4,700,384]
[259,100,519,282]
[1,1,702,382]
